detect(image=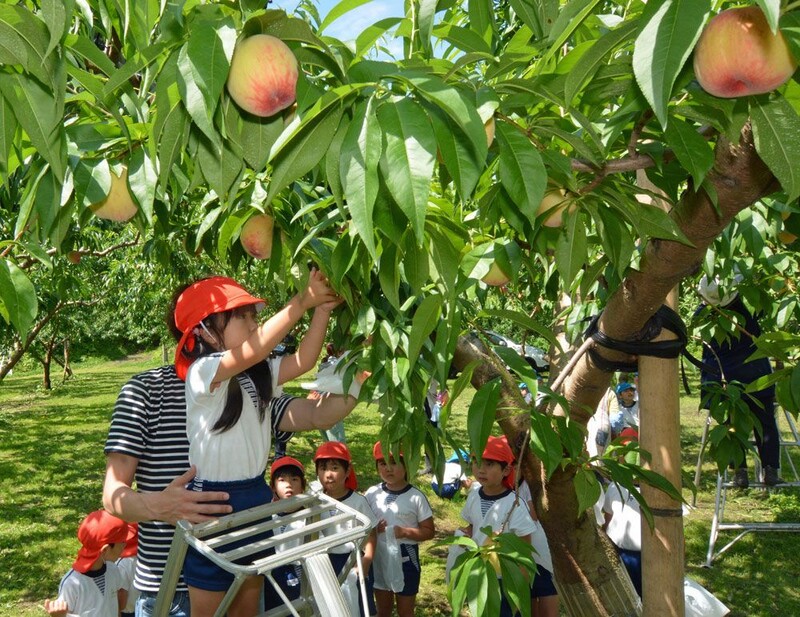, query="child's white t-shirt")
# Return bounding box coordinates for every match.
[115,556,138,613]
[461,487,538,547]
[185,354,282,481]
[56,562,124,617]
[364,483,434,545]
[320,489,377,555]
[516,481,554,573]
[602,483,642,551]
